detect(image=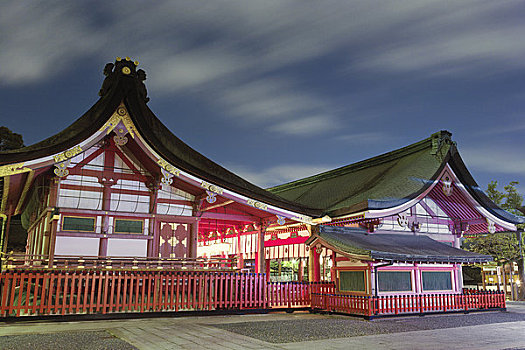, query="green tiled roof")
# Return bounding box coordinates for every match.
[269,131,452,217]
